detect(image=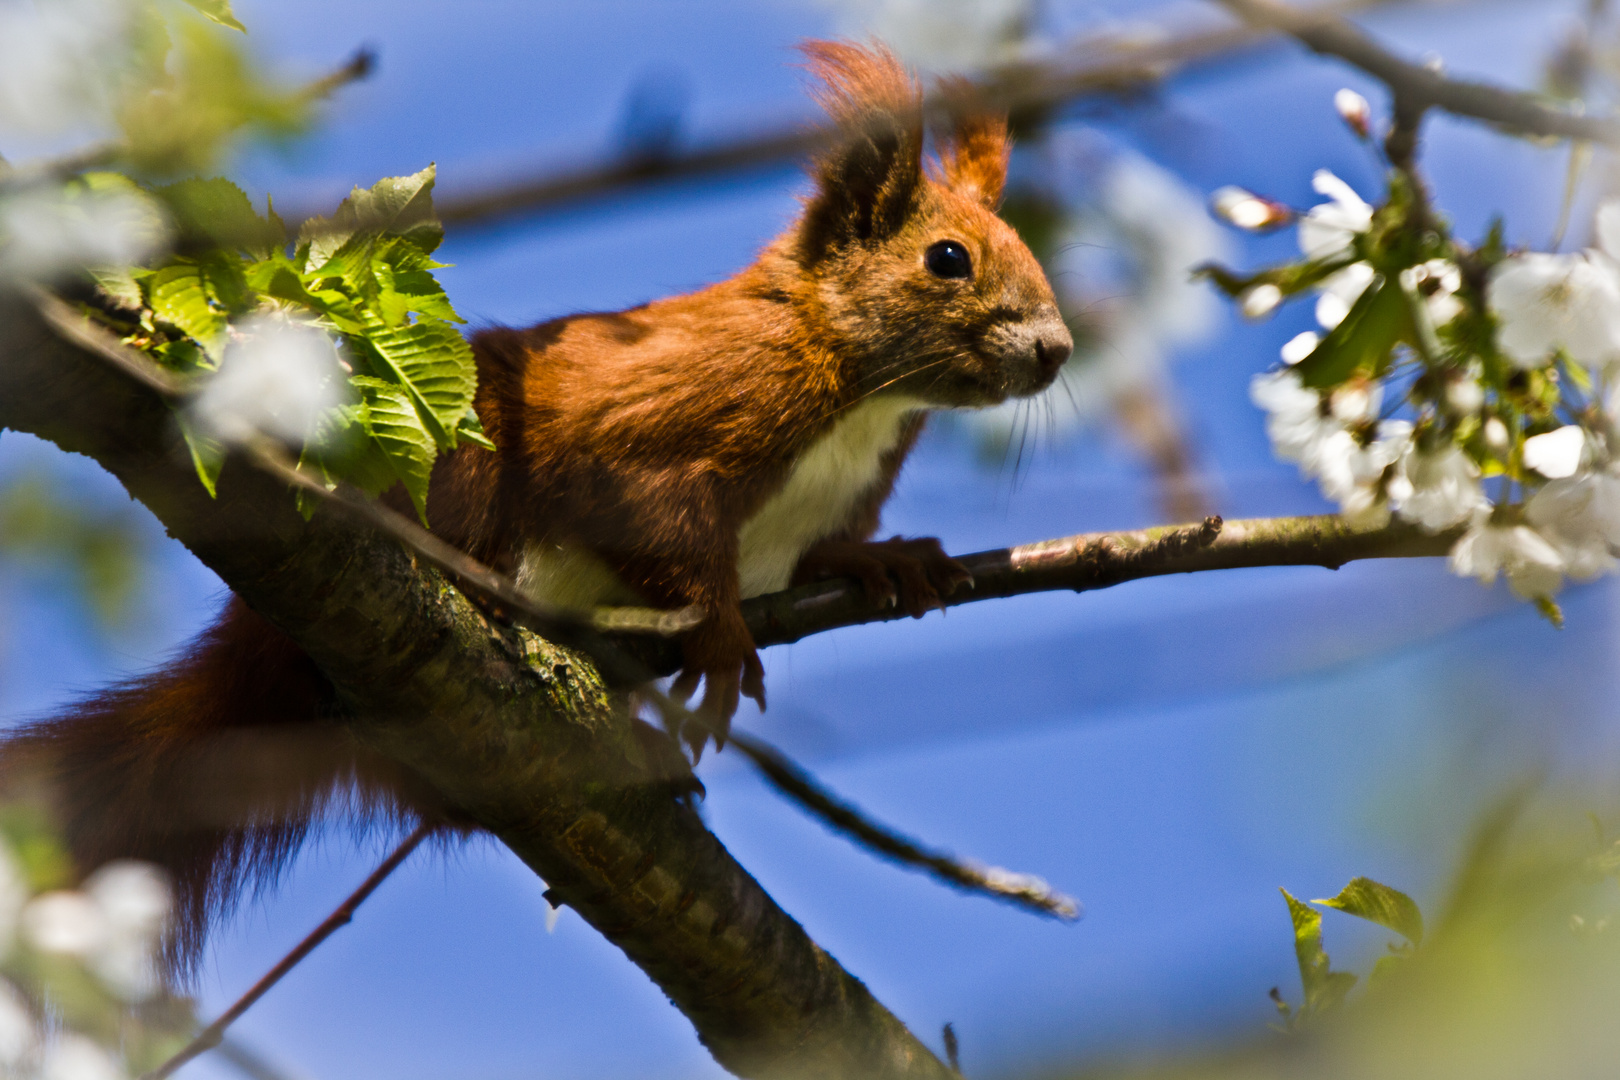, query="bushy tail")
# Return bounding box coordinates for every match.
[0,597,435,975]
